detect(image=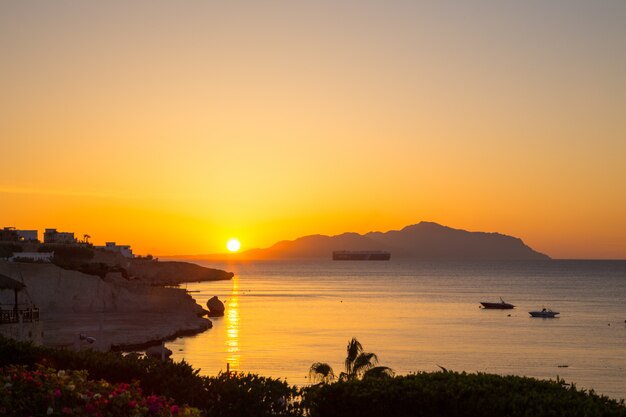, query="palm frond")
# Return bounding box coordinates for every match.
[363,366,395,379]
[352,352,379,376]
[309,362,335,383]
[345,337,363,374]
